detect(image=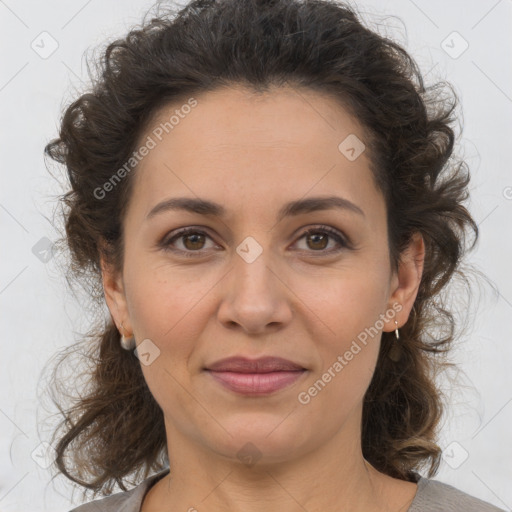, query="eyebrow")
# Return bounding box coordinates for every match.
[146,195,365,222]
